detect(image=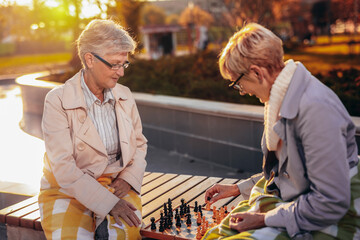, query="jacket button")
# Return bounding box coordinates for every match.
[77,143,85,151]
[283,171,290,178]
[79,116,86,123]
